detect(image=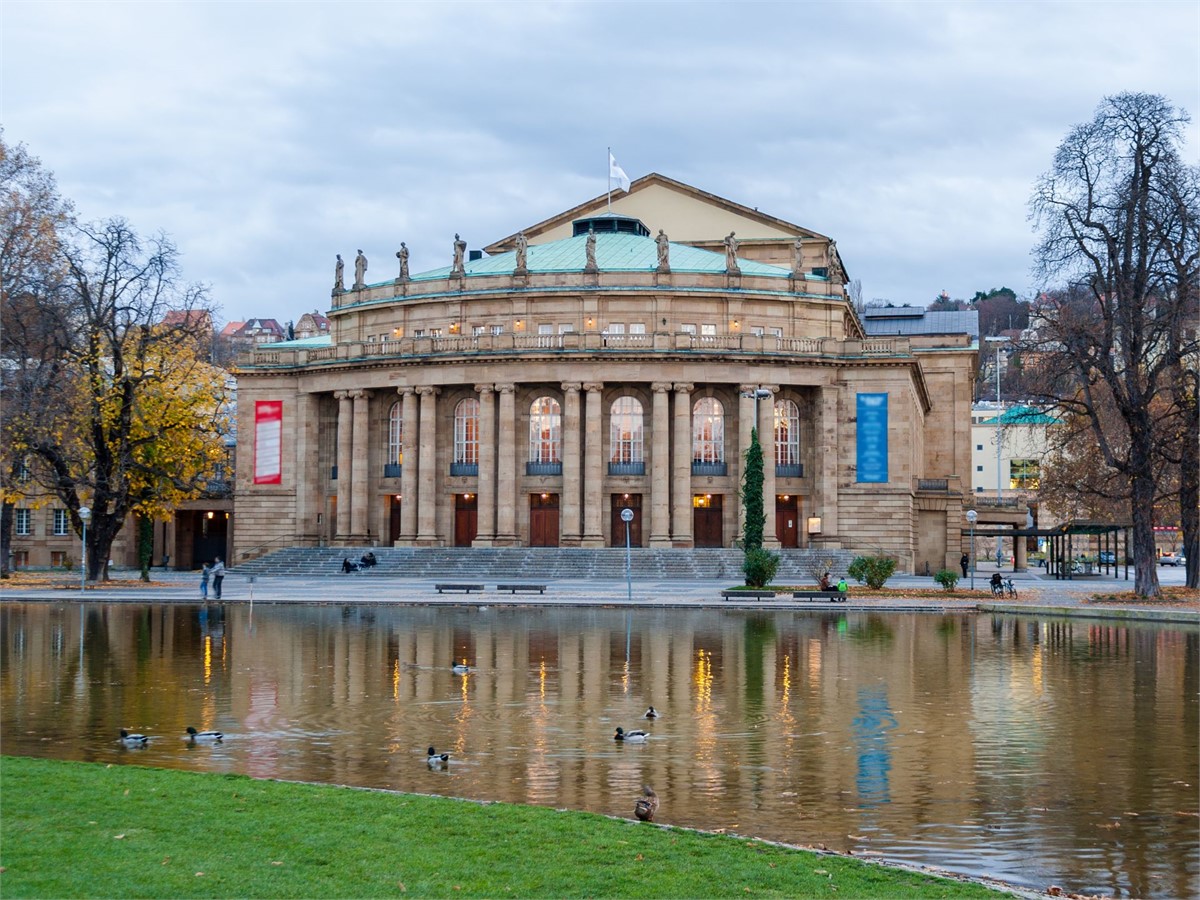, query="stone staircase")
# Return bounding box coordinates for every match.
[232,547,861,581]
